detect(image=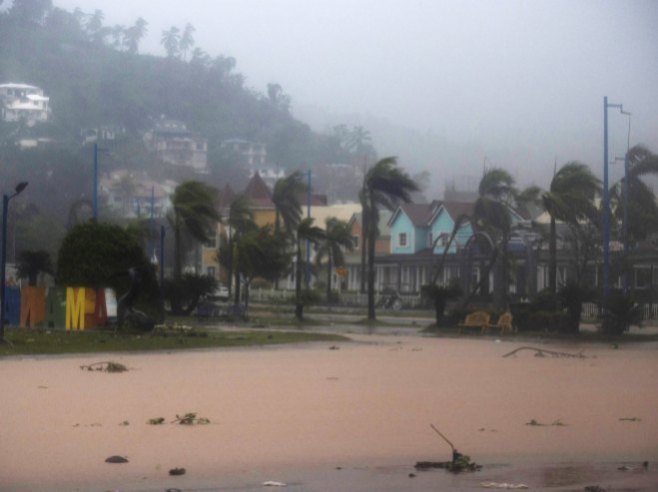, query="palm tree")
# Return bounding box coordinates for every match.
[16,250,53,286]
[161,26,180,58]
[473,168,516,309]
[611,145,658,245]
[179,23,195,61]
[363,157,419,320]
[168,181,220,279]
[124,17,147,54]
[315,217,354,302]
[272,171,306,288]
[226,195,255,304]
[540,162,600,299]
[295,218,325,320]
[272,171,306,235]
